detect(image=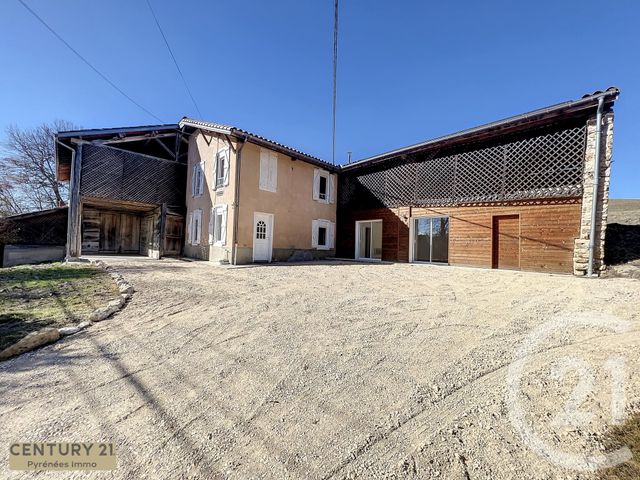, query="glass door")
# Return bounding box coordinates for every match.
[412,217,449,263]
[356,220,382,260]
